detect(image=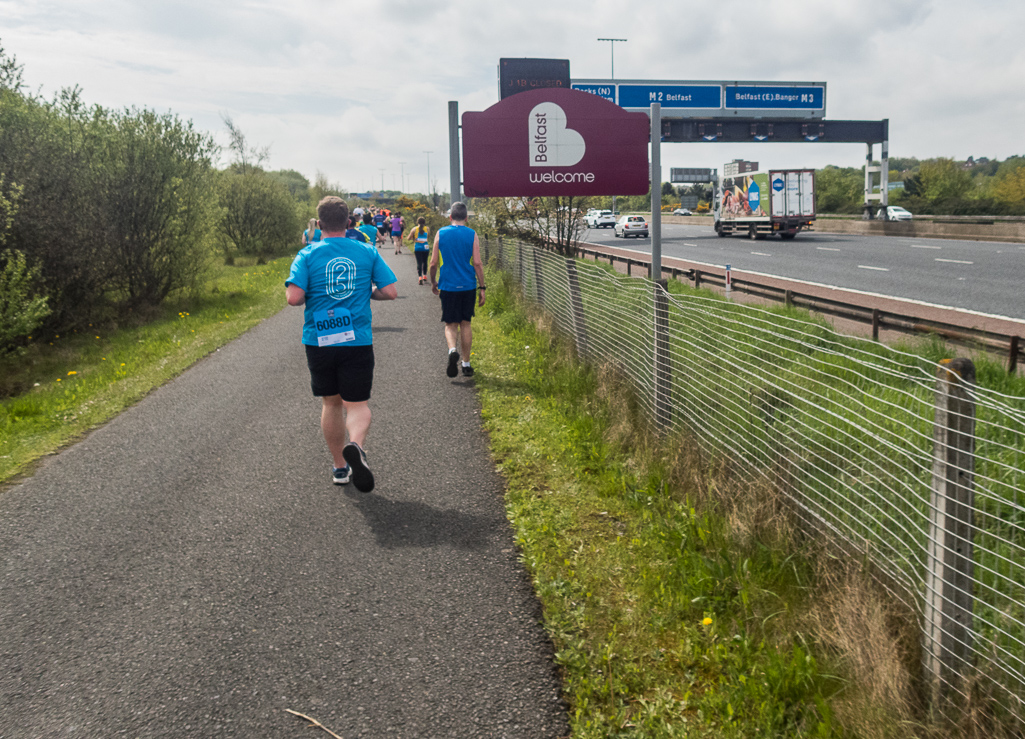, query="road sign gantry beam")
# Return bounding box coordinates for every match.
[660,117,887,144]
